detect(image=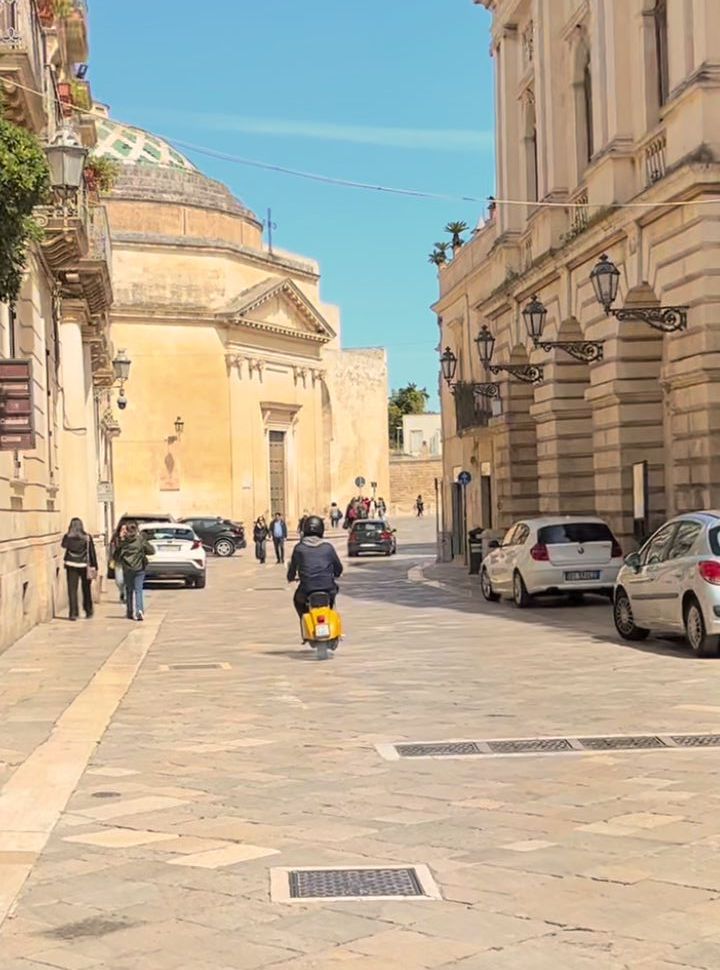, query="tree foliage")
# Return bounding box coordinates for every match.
[0,118,50,305]
[388,382,429,447]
